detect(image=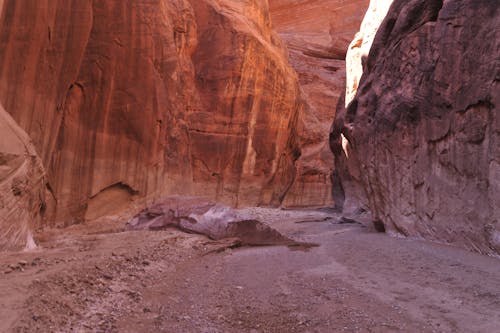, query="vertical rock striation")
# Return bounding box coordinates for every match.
[0,0,302,226]
[269,0,369,207]
[333,0,500,255]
